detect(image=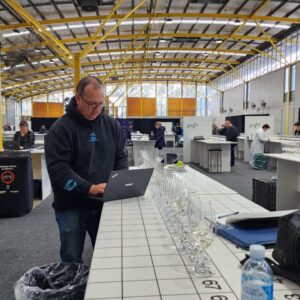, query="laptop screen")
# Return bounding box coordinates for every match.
[3,141,20,150]
[102,168,154,202]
